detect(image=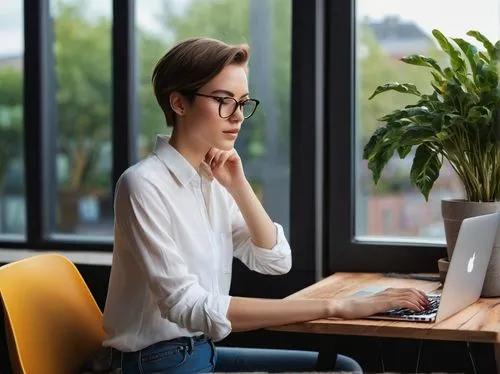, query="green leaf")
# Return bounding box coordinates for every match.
[401,55,444,75]
[431,82,443,95]
[478,51,489,62]
[432,29,467,75]
[441,79,472,115]
[407,92,445,113]
[429,114,444,132]
[442,113,466,129]
[467,30,497,61]
[400,125,437,146]
[451,38,478,74]
[367,140,399,184]
[364,126,403,184]
[410,143,442,201]
[431,71,445,86]
[363,126,388,159]
[397,145,412,158]
[443,67,455,79]
[476,59,498,90]
[368,83,421,100]
[379,107,430,122]
[467,106,492,123]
